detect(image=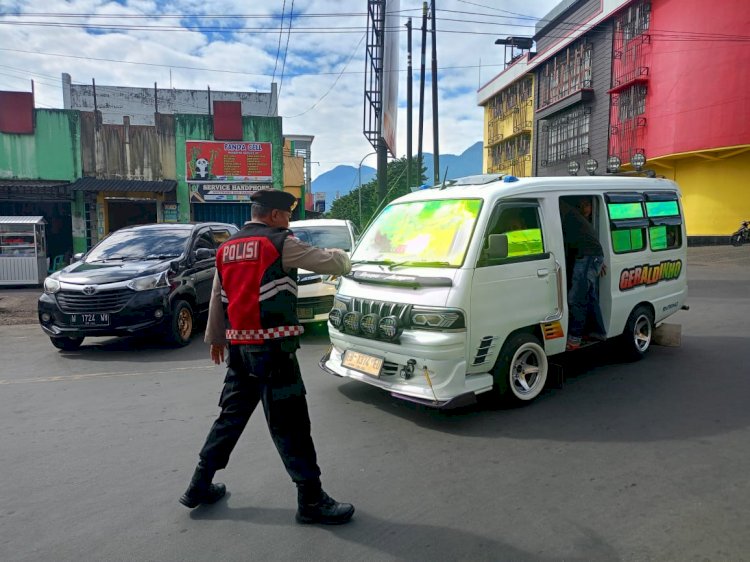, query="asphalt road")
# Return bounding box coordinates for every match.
[1,247,749,561]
